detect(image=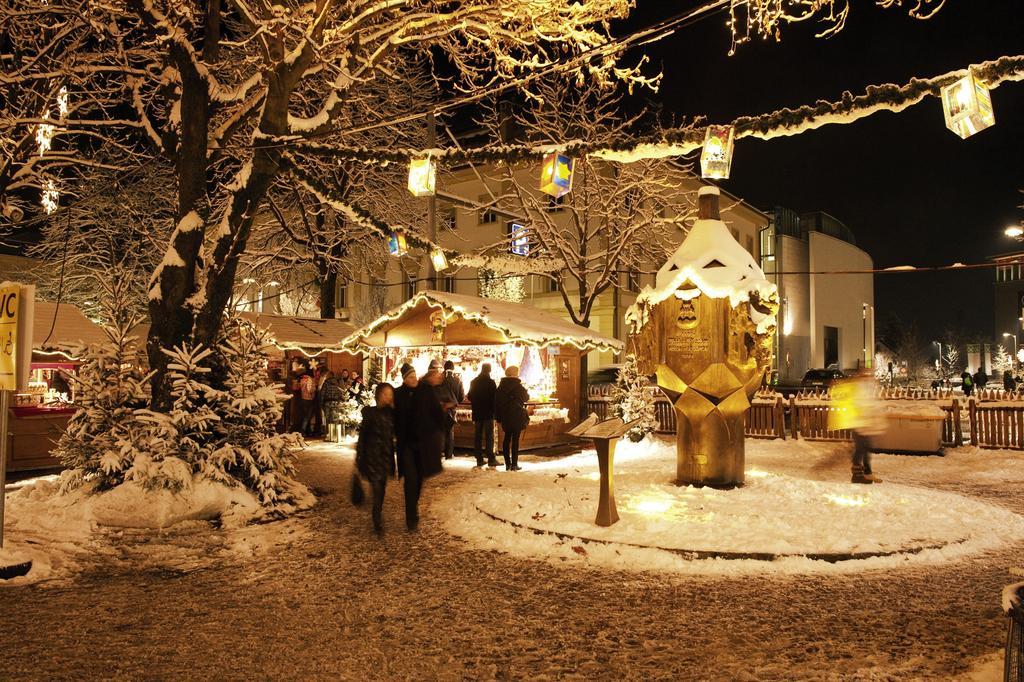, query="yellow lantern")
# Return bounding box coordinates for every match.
[388,229,408,257]
[407,157,437,196]
[700,125,735,179]
[941,72,995,139]
[430,247,448,272]
[539,152,573,198]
